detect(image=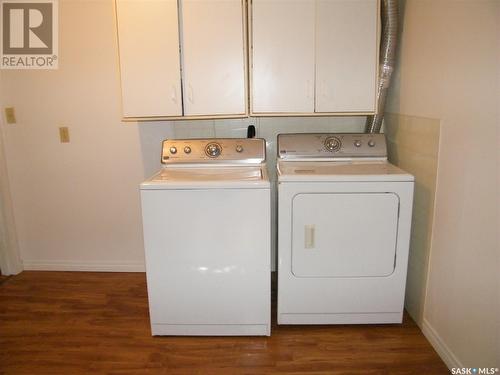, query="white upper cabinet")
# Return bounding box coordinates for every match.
[116,0,247,119]
[251,0,315,113]
[181,0,246,116]
[315,0,378,113]
[116,0,378,118]
[116,0,182,118]
[251,0,379,115]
